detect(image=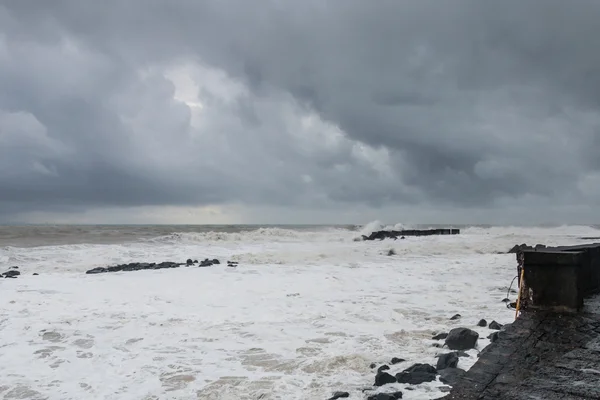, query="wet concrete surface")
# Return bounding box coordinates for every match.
[442,295,600,399]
